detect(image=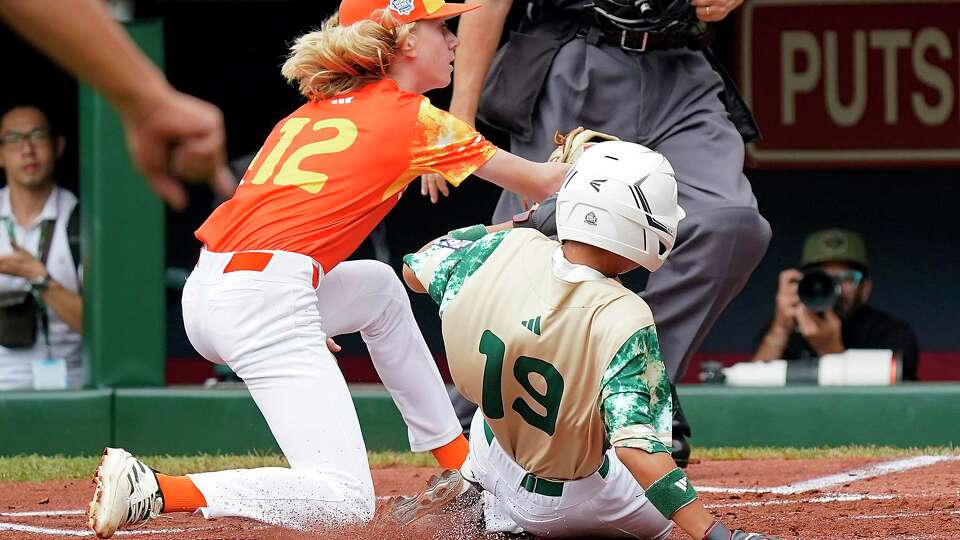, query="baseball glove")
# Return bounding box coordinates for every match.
[513,127,618,237]
[547,127,620,164]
